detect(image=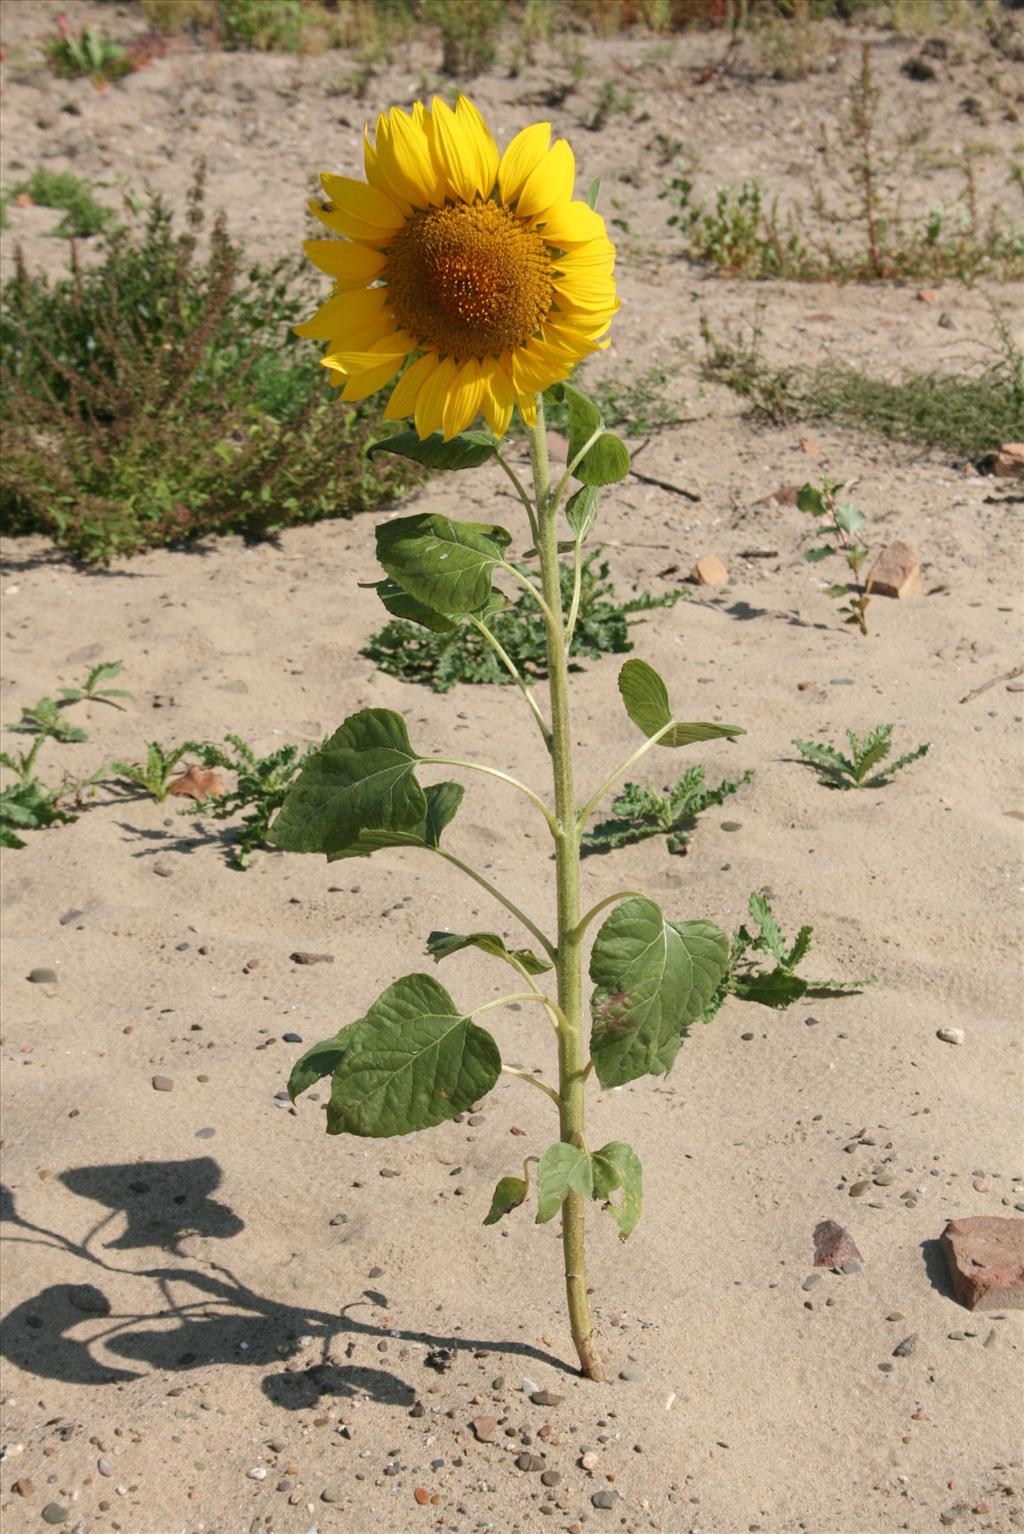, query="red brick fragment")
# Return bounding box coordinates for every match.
[868,541,924,599]
[940,1216,1024,1311]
